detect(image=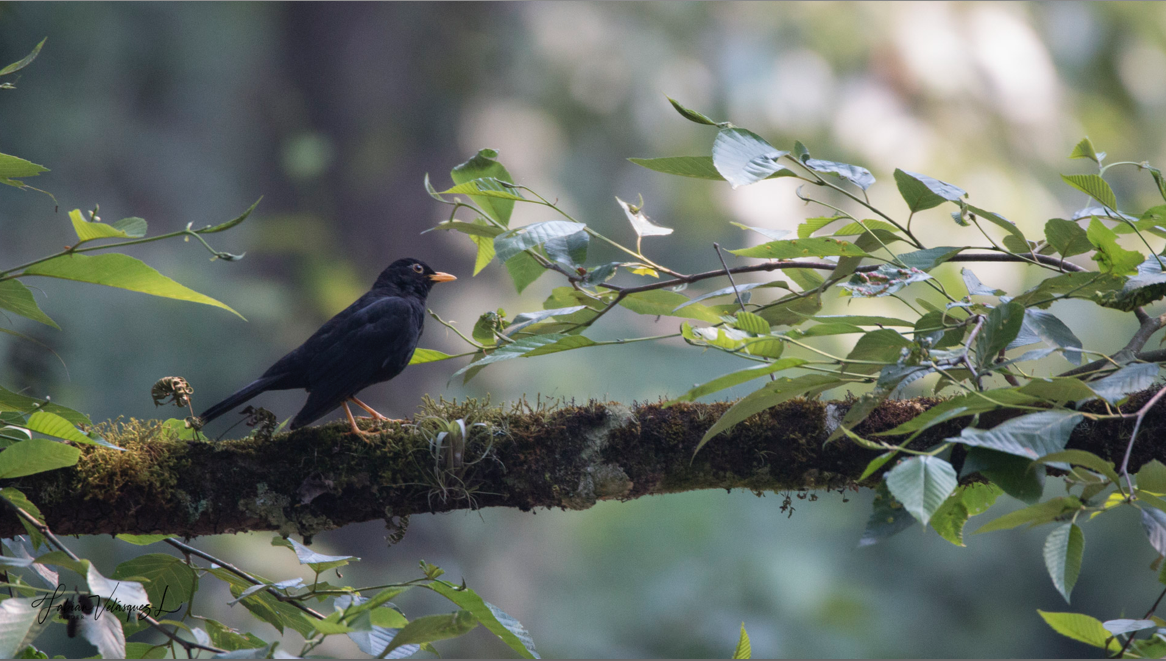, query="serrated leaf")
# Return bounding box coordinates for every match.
[451,149,515,225]
[0,153,47,184]
[1044,218,1093,258]
[24,253,243,318]
[962,448,1046,504]
[894,169,965,212]
[930,482,1003,546]
[797,215,844,238]
[429,219,504,239]
[670,358,806,403]
[730,237,867,260]
[1038,611,1111,648]
[667,96,719,125]
[1044,523,1084,603]
[25,411,118,449]
[884,456,957,526]
[440,177,525,202]
[953,410,1083,460]
[732,624,751,659]
[712,128,790,188]
[1069,137,1103,164]
[0,439,80,479]
[429,581,539,659]
[1018,377,1098,403]
[1062,173,1118,210]
[0,280,58,328]
[859,481,916,546]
